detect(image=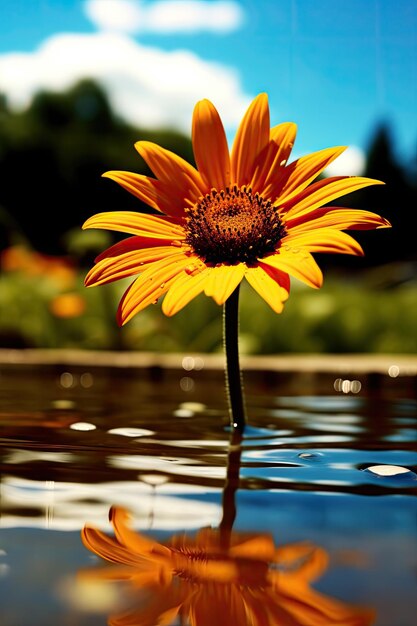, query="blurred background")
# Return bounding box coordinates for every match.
[0,0,416,354]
